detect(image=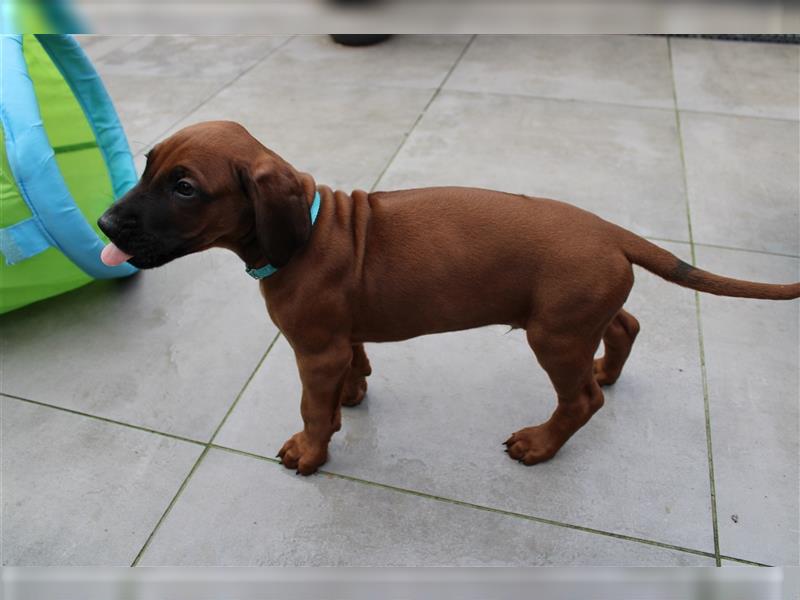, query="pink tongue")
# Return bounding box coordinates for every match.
[100,242,134,266]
